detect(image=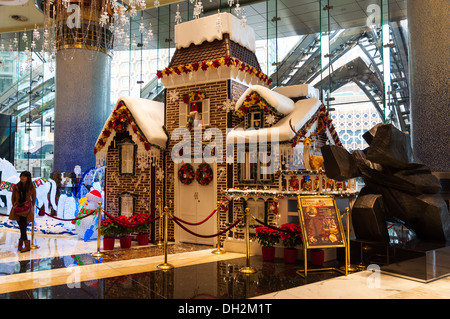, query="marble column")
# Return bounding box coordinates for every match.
[408,0,450,173]
[54,49,111,172]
